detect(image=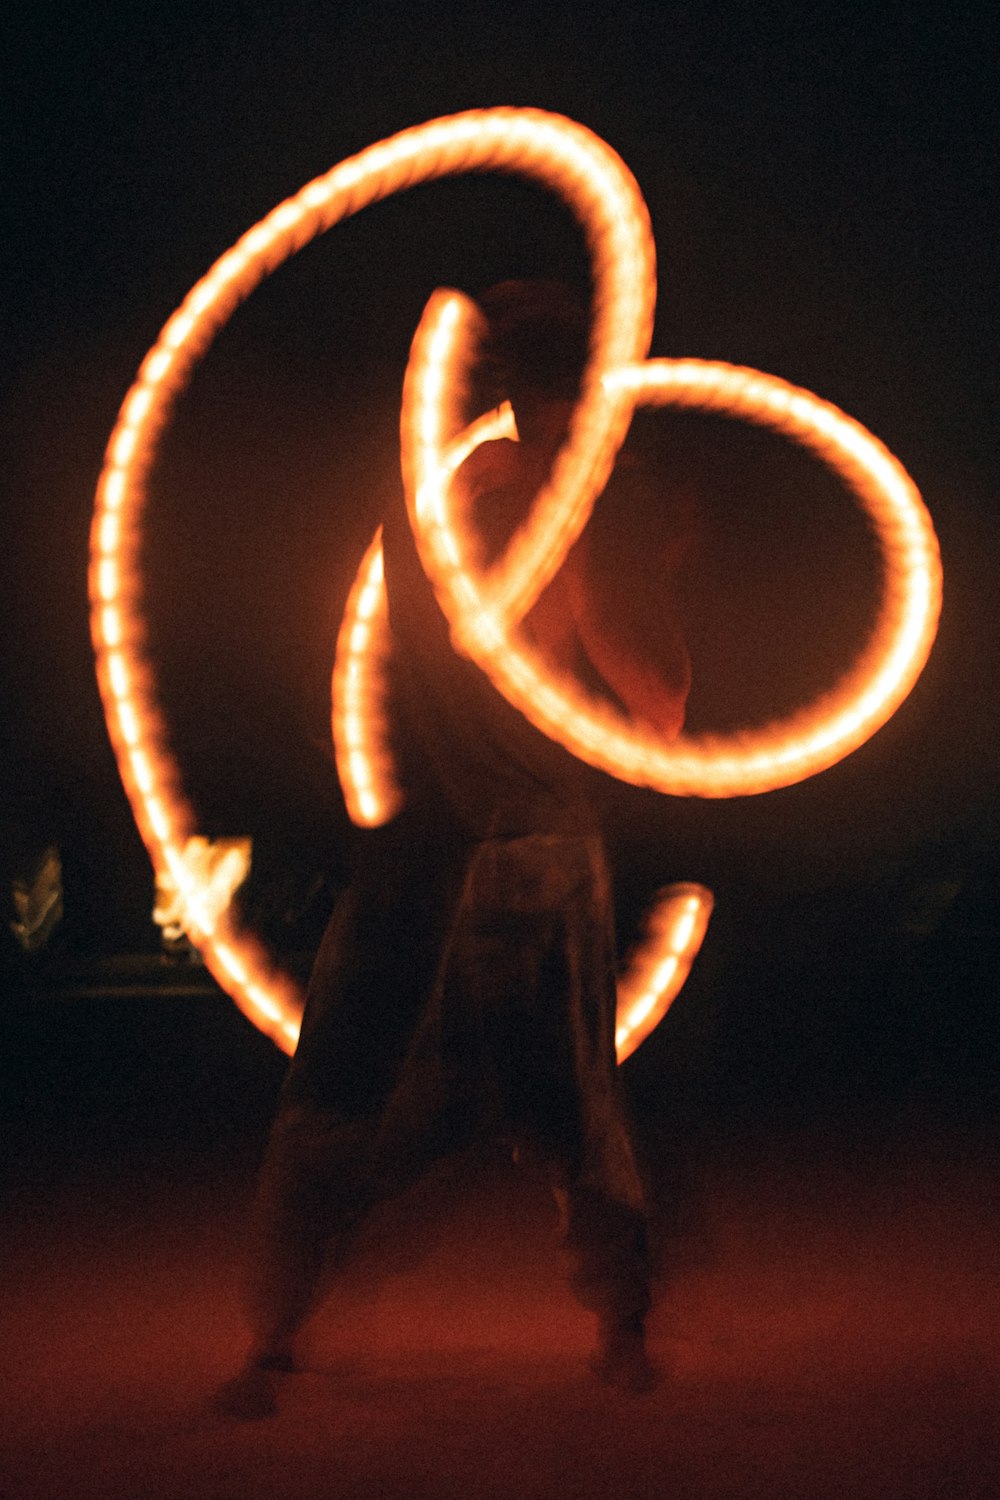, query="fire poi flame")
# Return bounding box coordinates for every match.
[90,108,941,1058]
